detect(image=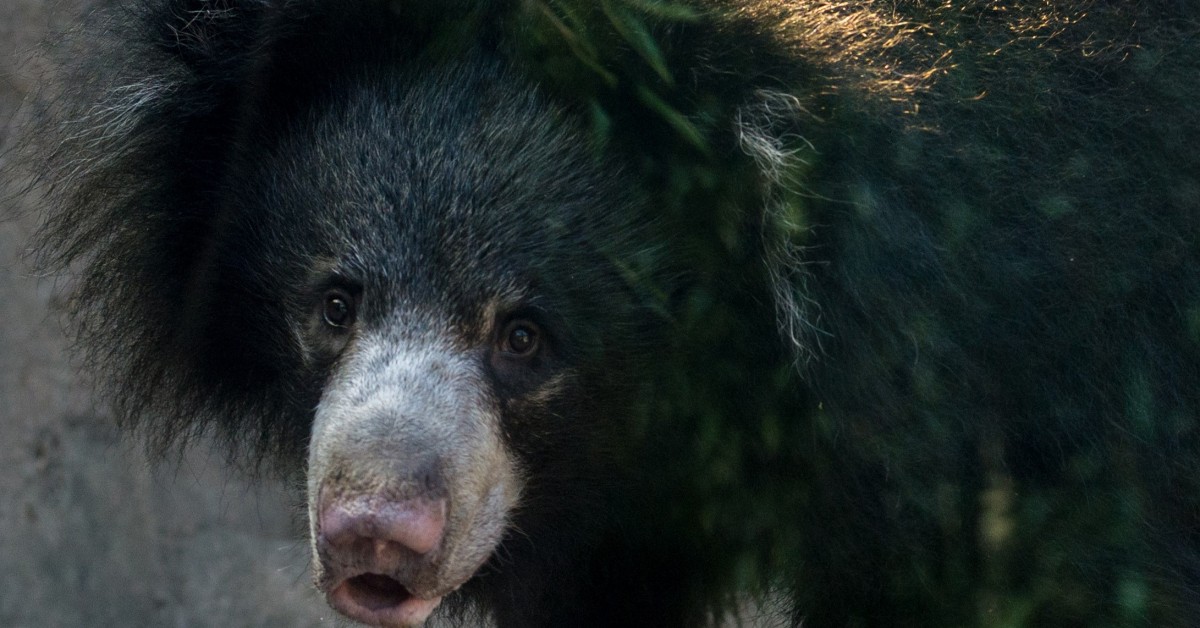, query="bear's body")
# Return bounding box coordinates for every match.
[19,0,1200,626]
